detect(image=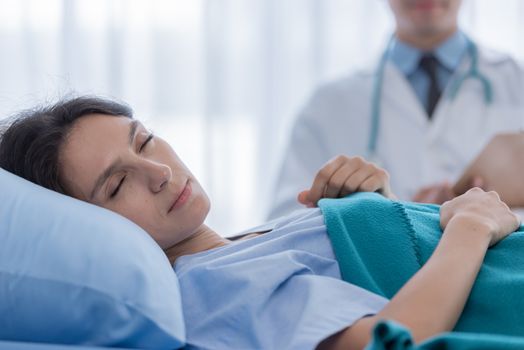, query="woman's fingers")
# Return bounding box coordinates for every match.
[300,155,392,207]
[297,190,315,207]
[323,163,359,198]
[346,171,386,197]
[338,165,376,197]
[440,187,520,246]
[305,156,346,204]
